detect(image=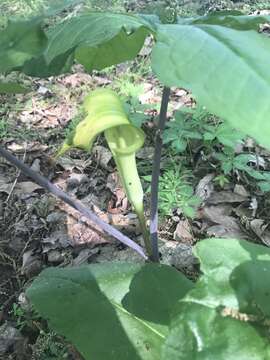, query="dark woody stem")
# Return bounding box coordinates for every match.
[149,87,171,262]
[0,146,147,259]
